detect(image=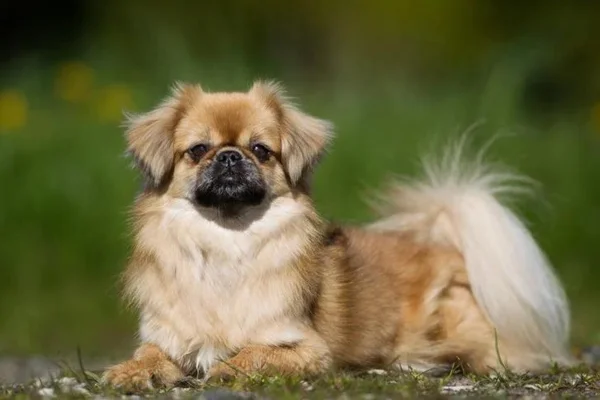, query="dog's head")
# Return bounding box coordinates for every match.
[125,81,333,212]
